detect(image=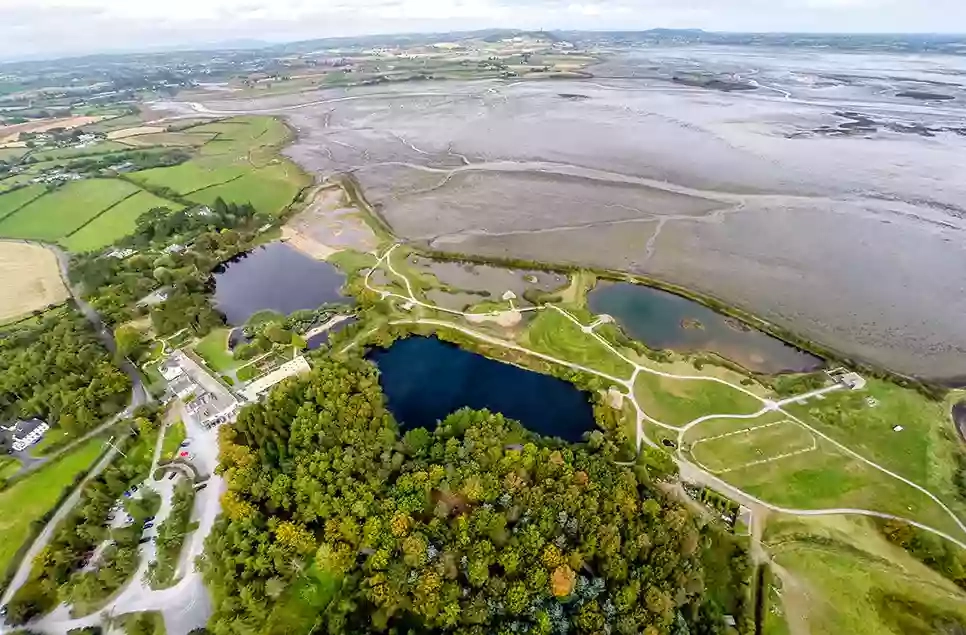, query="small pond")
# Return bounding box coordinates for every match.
[369,336,596,442]
[212,242,347,326]
[588,282,823,374]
